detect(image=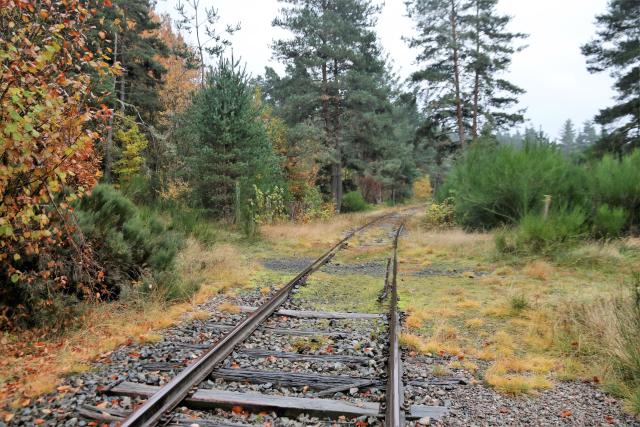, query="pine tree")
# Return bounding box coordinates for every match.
[91,0,168,181]
[177,58,280,217]
[406,0,467,148]
[406,0,526,146]
[582,0,639,153]
[175,0,240,86]
[462,0,526,138]
[271,0,385,211]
